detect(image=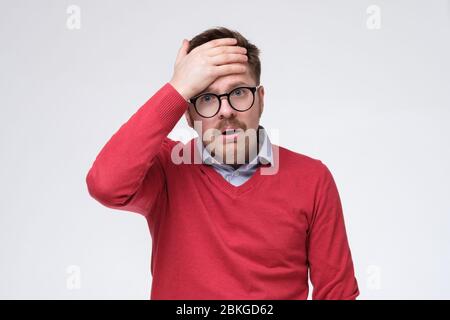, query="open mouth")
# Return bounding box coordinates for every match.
[218,128,244,142]
[221,128,242,136]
